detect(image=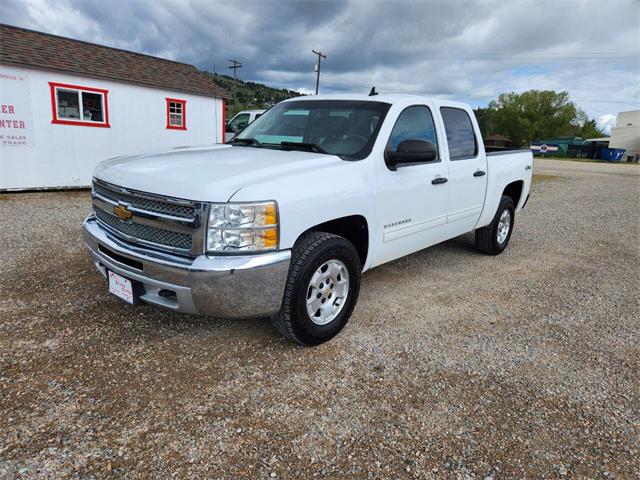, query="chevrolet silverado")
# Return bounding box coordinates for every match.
[83,94,533,345]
